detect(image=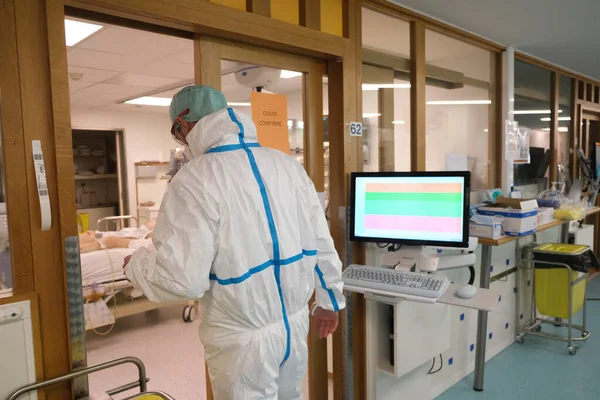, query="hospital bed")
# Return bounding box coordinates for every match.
[81,216,199,333]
